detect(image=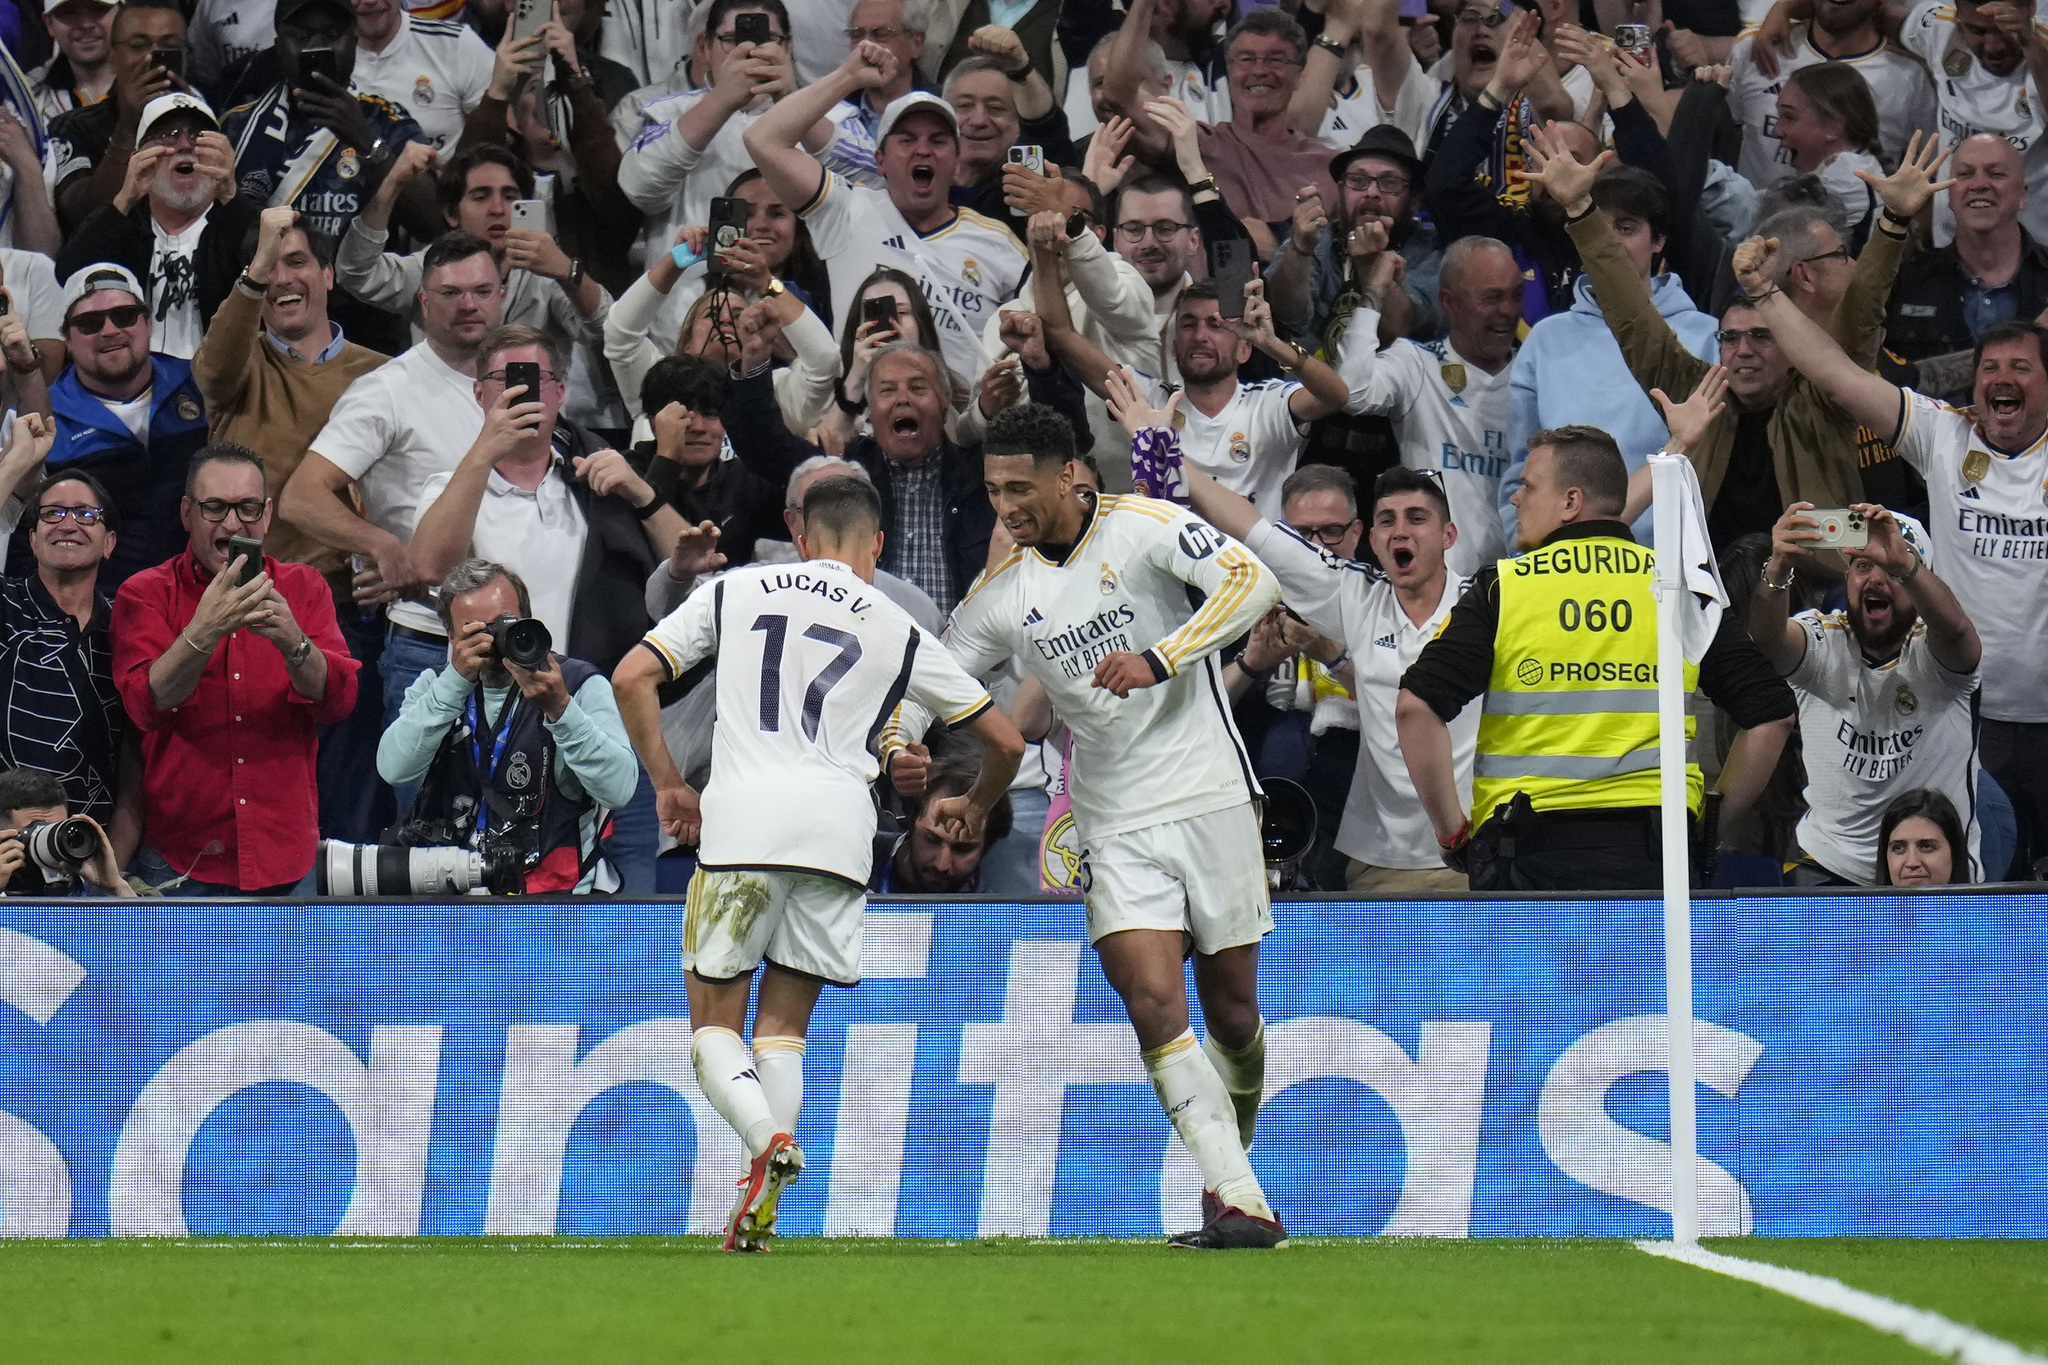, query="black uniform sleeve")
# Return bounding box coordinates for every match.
[1421,100,1516,248]
[1698,612,1798,728]
[720,365,817,488]
[1398,569,1499,722]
